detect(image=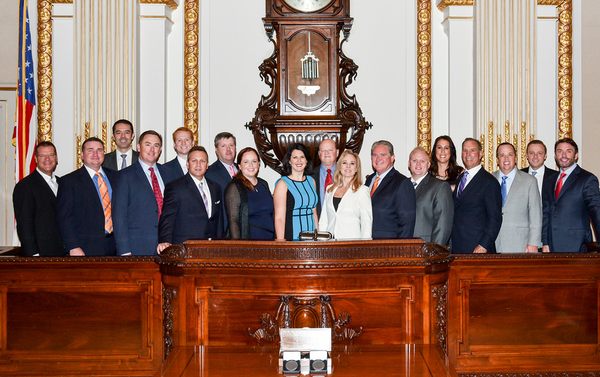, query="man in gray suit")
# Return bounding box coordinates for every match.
[493,142,542,253]
[408,147,454,245]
